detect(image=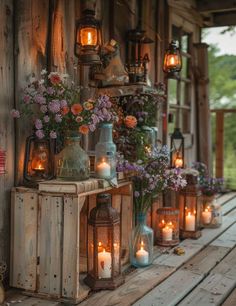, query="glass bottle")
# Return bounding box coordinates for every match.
[95,123,116,179]
[130,213,153,267]
[56,131,90,181]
